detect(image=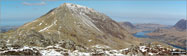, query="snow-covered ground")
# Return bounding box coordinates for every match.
[0,43,183,56]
